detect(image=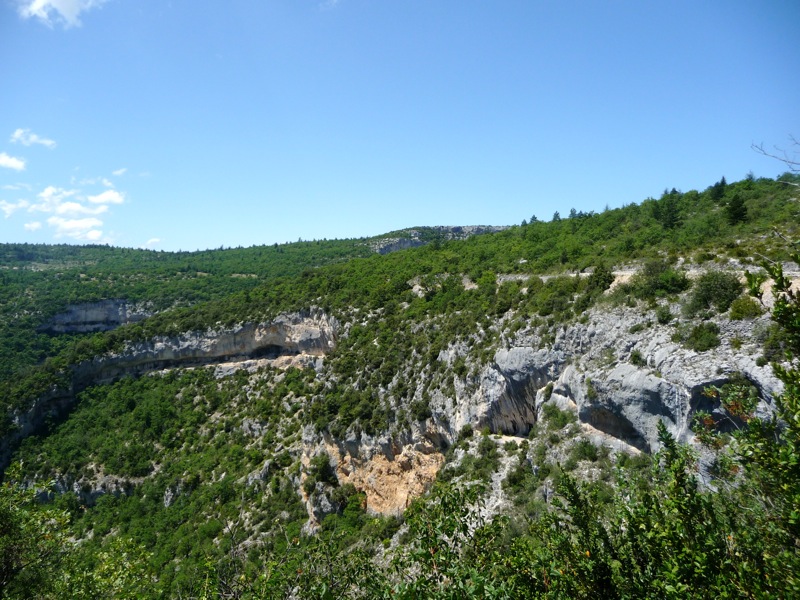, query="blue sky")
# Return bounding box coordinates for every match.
[1,1,798,251]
